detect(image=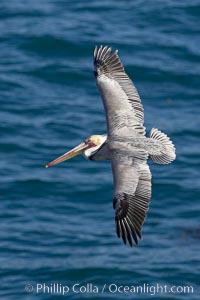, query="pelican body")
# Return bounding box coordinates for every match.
[46,46,176,247]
